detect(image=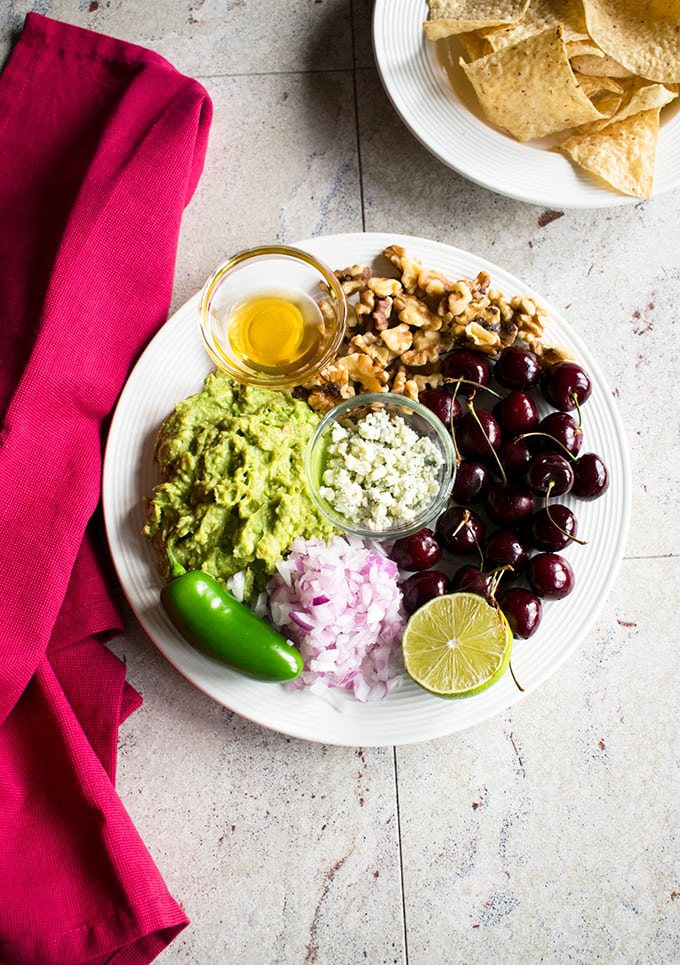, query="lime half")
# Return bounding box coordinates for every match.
[402,592,513,698]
